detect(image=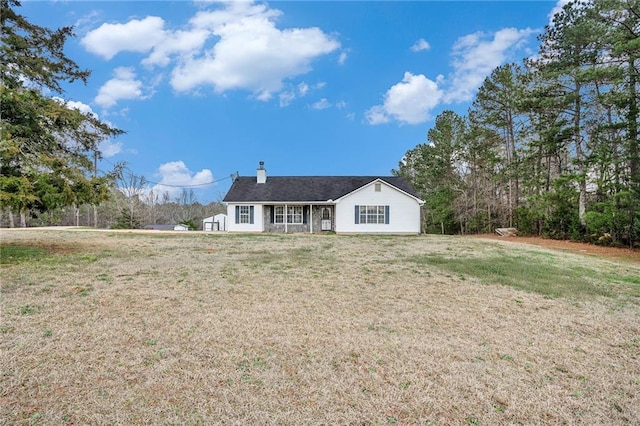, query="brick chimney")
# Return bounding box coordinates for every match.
[257,161,267,184]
